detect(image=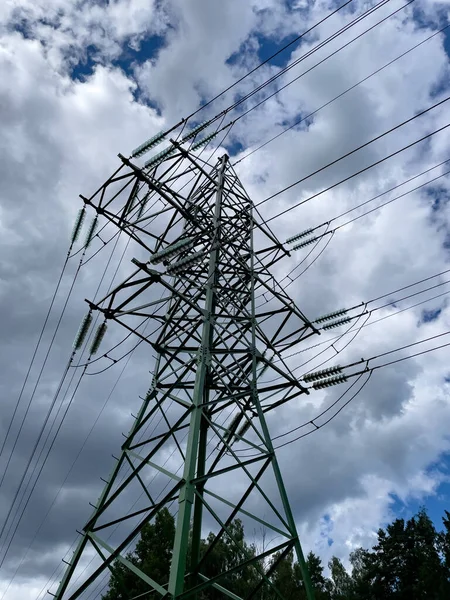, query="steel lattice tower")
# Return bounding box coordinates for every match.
[53,141,319,600]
